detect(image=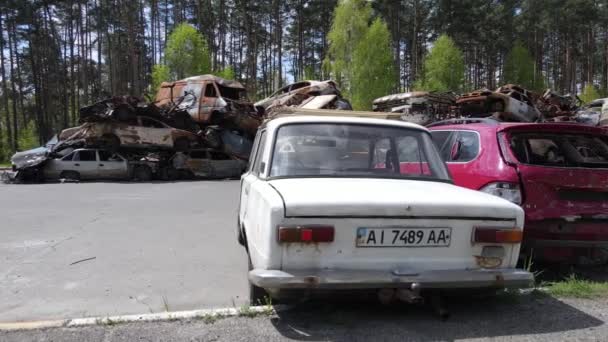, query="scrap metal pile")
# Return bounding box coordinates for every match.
[7,76,355,183]
[8,75,262,182]
[373,83,608,127]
